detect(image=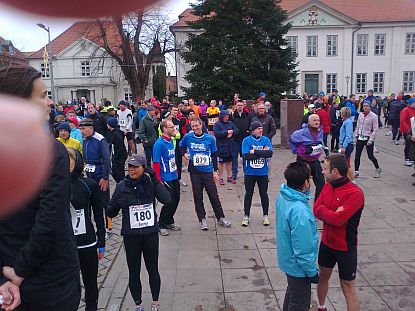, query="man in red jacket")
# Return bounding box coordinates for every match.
[316,103,332,156]
[400,98,415,166]
[313,154,364,311]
